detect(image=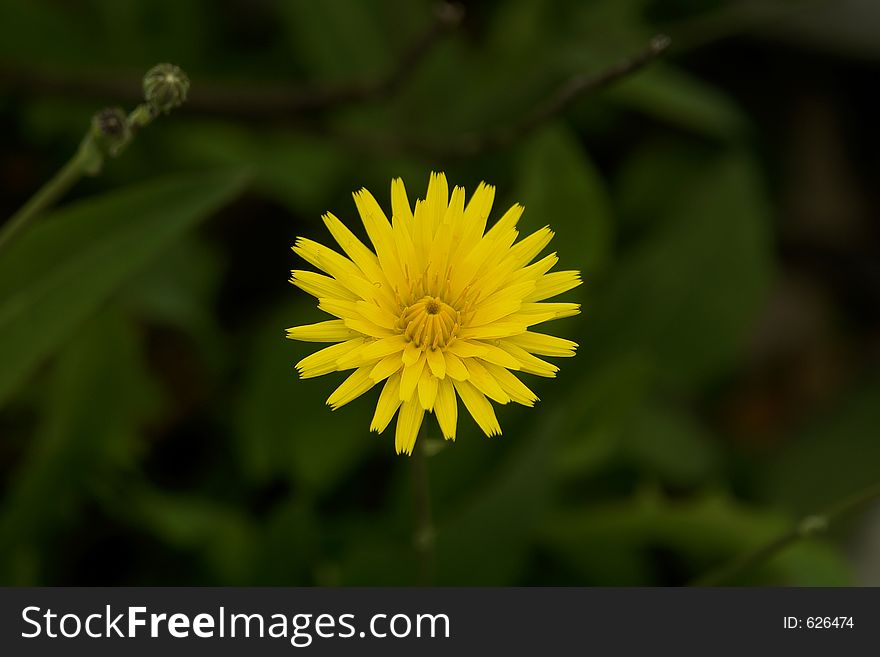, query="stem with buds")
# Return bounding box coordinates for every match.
[0,63,189,253]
